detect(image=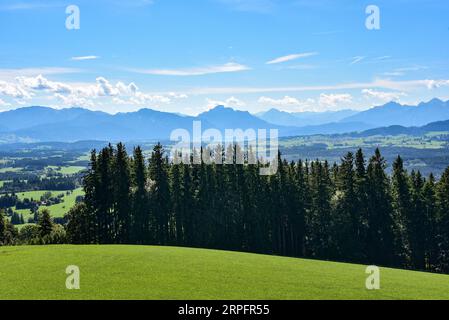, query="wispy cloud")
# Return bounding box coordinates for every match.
[71,56,100,61]
[0,1,64,11]
[382,65,428,77]
[182,78,449,95]
[129,62,250,76]
[266,52,318,65]
[362,89,406,102]
[350,56,365,65]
